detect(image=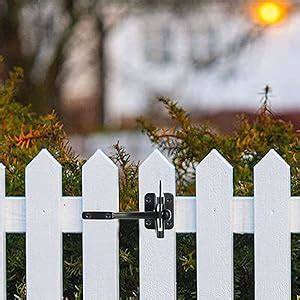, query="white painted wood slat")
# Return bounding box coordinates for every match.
[176,196,196,233]
[177,196,253,234]
[139,149,176,299]
[254,150,291,299]
[82,150,119,300]
[196,149,233,299]
[0,164,6,299]
[25,149,63,299]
